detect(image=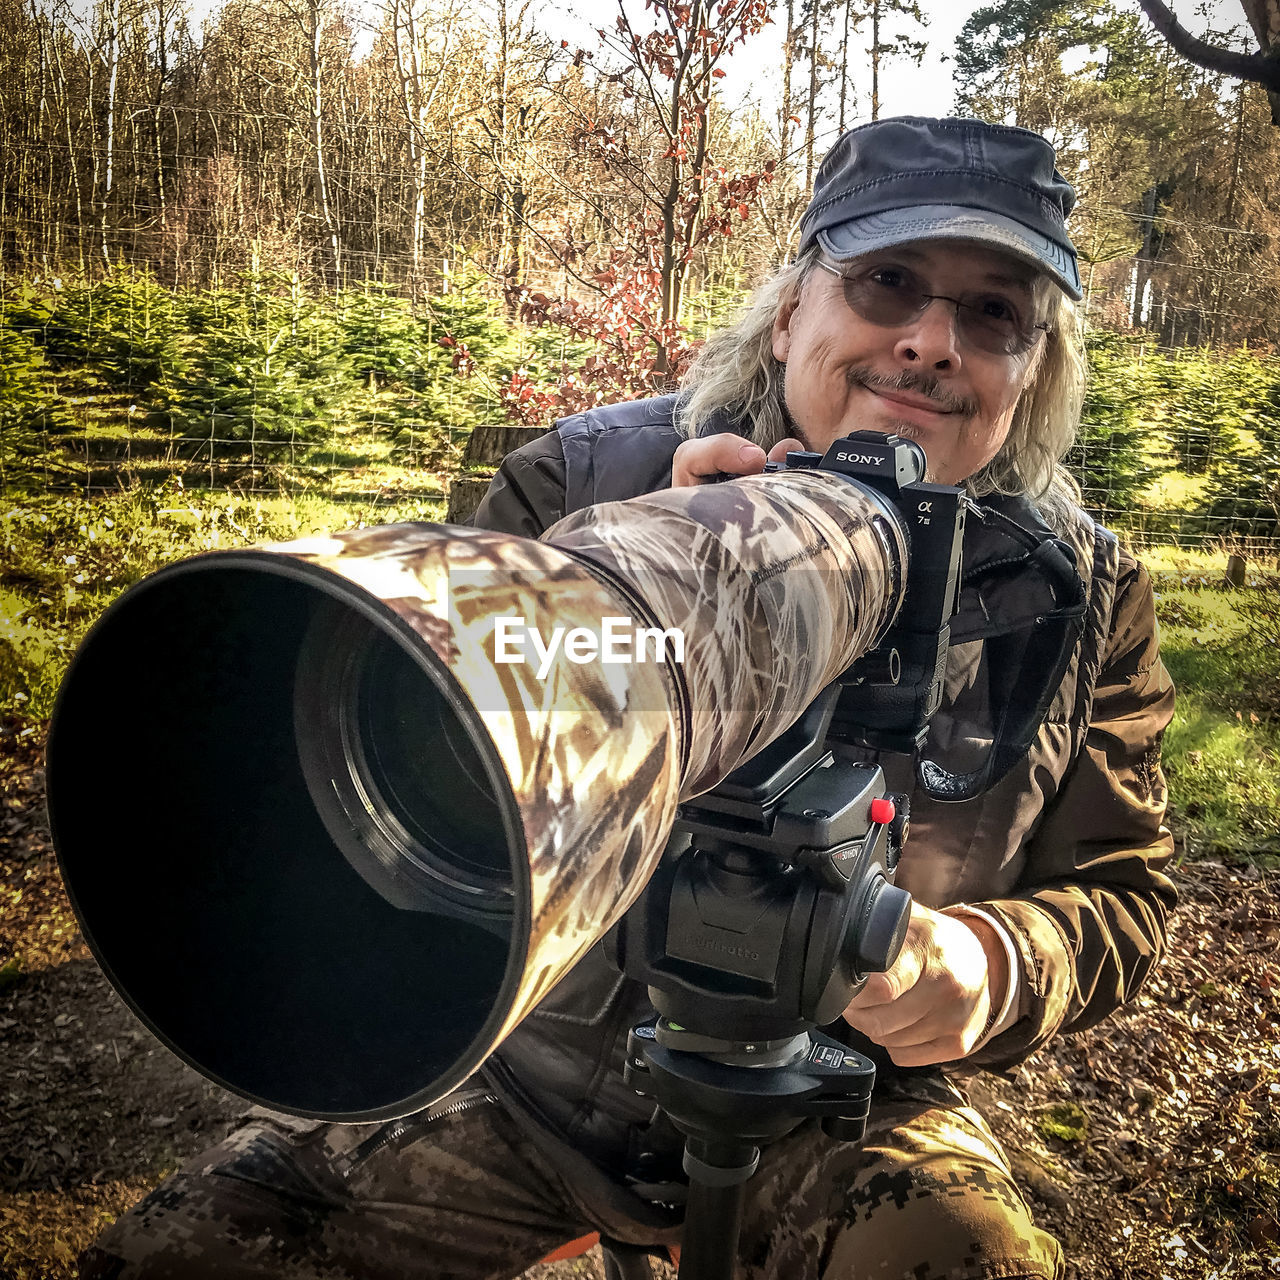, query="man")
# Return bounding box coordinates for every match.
[82,117,1174,1280]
